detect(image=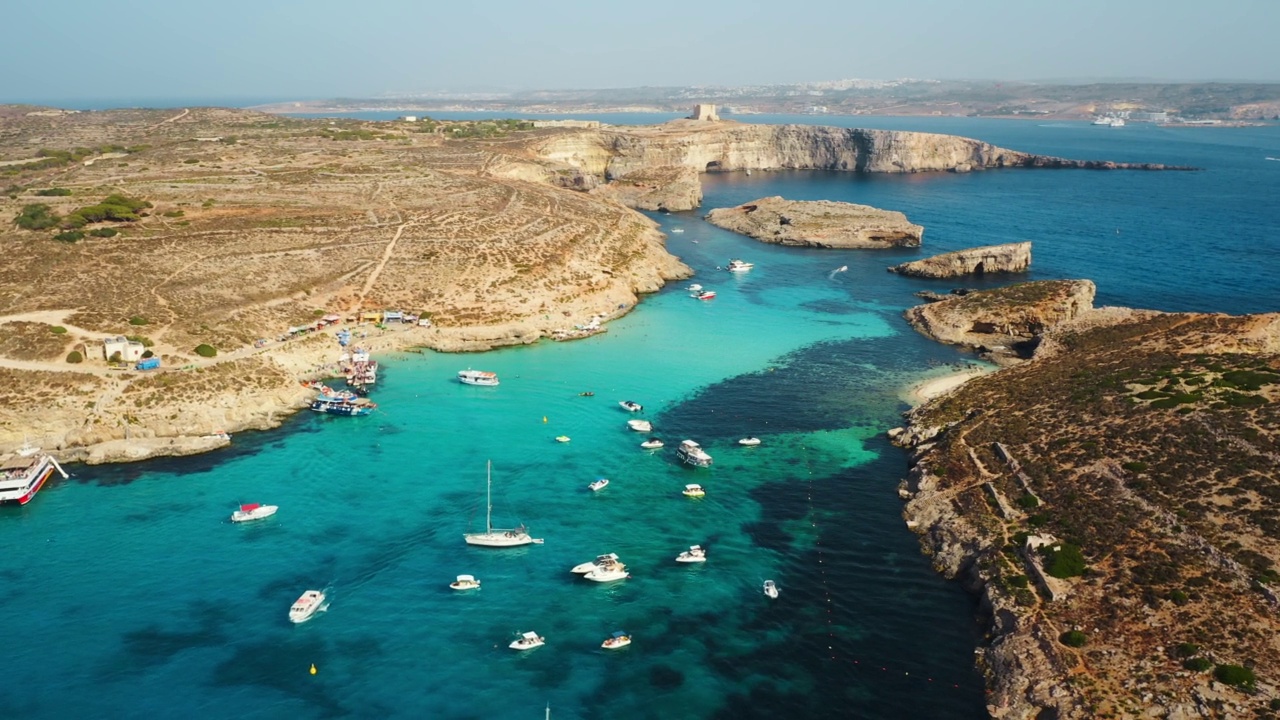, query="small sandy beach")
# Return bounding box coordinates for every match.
[905,365,995,406]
